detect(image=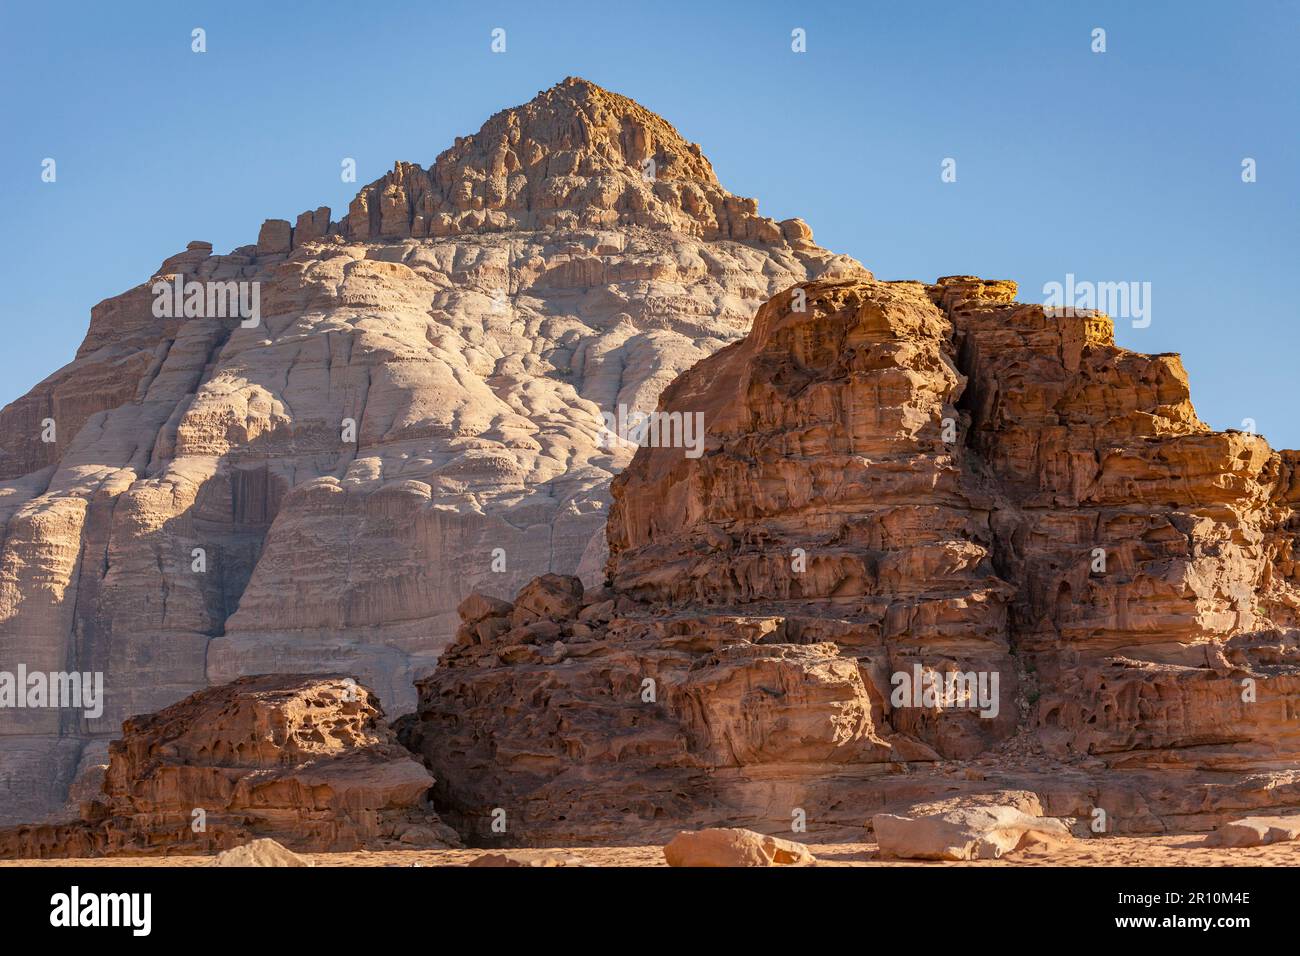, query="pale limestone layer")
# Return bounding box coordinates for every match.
[0,78,864,824]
